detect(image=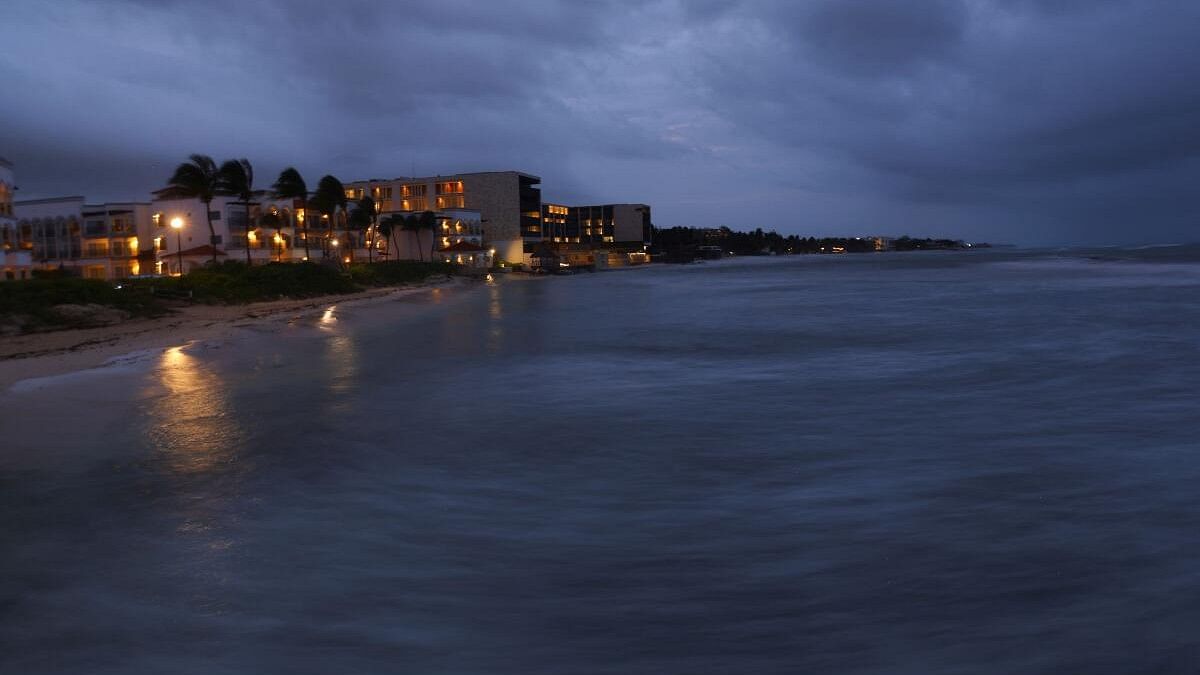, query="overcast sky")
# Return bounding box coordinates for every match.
[1,0,1198,244]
